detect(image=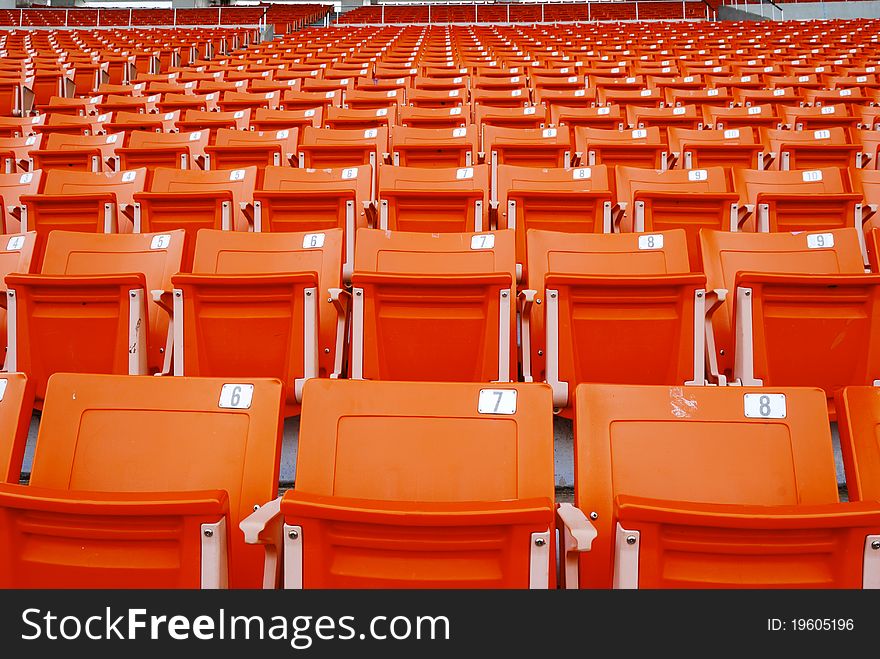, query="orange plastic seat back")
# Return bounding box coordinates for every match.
[700,228,867,383]
[525,229,701,411]
[0,373,35,483]
[550,105,625,142]
[298,126,386,170]
[575,126,666,169]
[496,164,612,268]
[118,130,209,173]
[572,383,880,588]
[0,134,43,171]
[324,105,396,131]
[250,107,322,133]
[0,373,283,588]
[0,232,37,358]
[173,228,344,415]
[484,125,572,169]
[733,269,880,411]
[176,108,250,137]
[627,104,702,134]
[390,125,477,168]
[704,104,779,130]
[377,164,489,233]
[31,132,123,172]
[475,104,548,131]
[397,106,469,130]
[667,127,761,169]
[732,167,861,234]
[616,165,738,268]
[254,164,371,279]
[761,127,859,170]
[835,386,880,502]
[6,230,185,405]
[351,228,516,382]
[280,379,554,588]
[22,168,148,266]
[0,170,41,233]
[135,166,257,268]
[782,104,859,131]
[204,127,298,175]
